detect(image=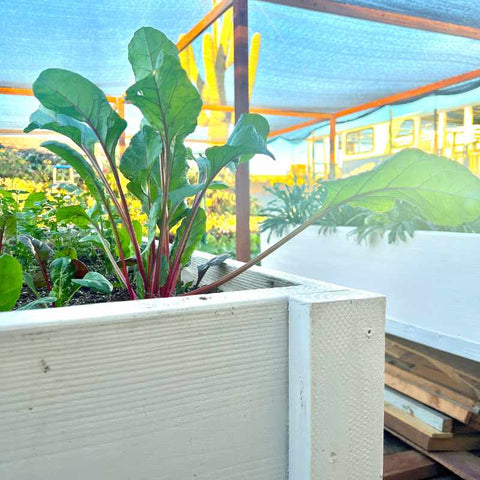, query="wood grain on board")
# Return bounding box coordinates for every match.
[386,428,480,480]
[384,404,480,451]
[385,372,474,424]
[386,335,480,401]
[385,362,479,412]
[383,450,442,480]
[385,386,453,432]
